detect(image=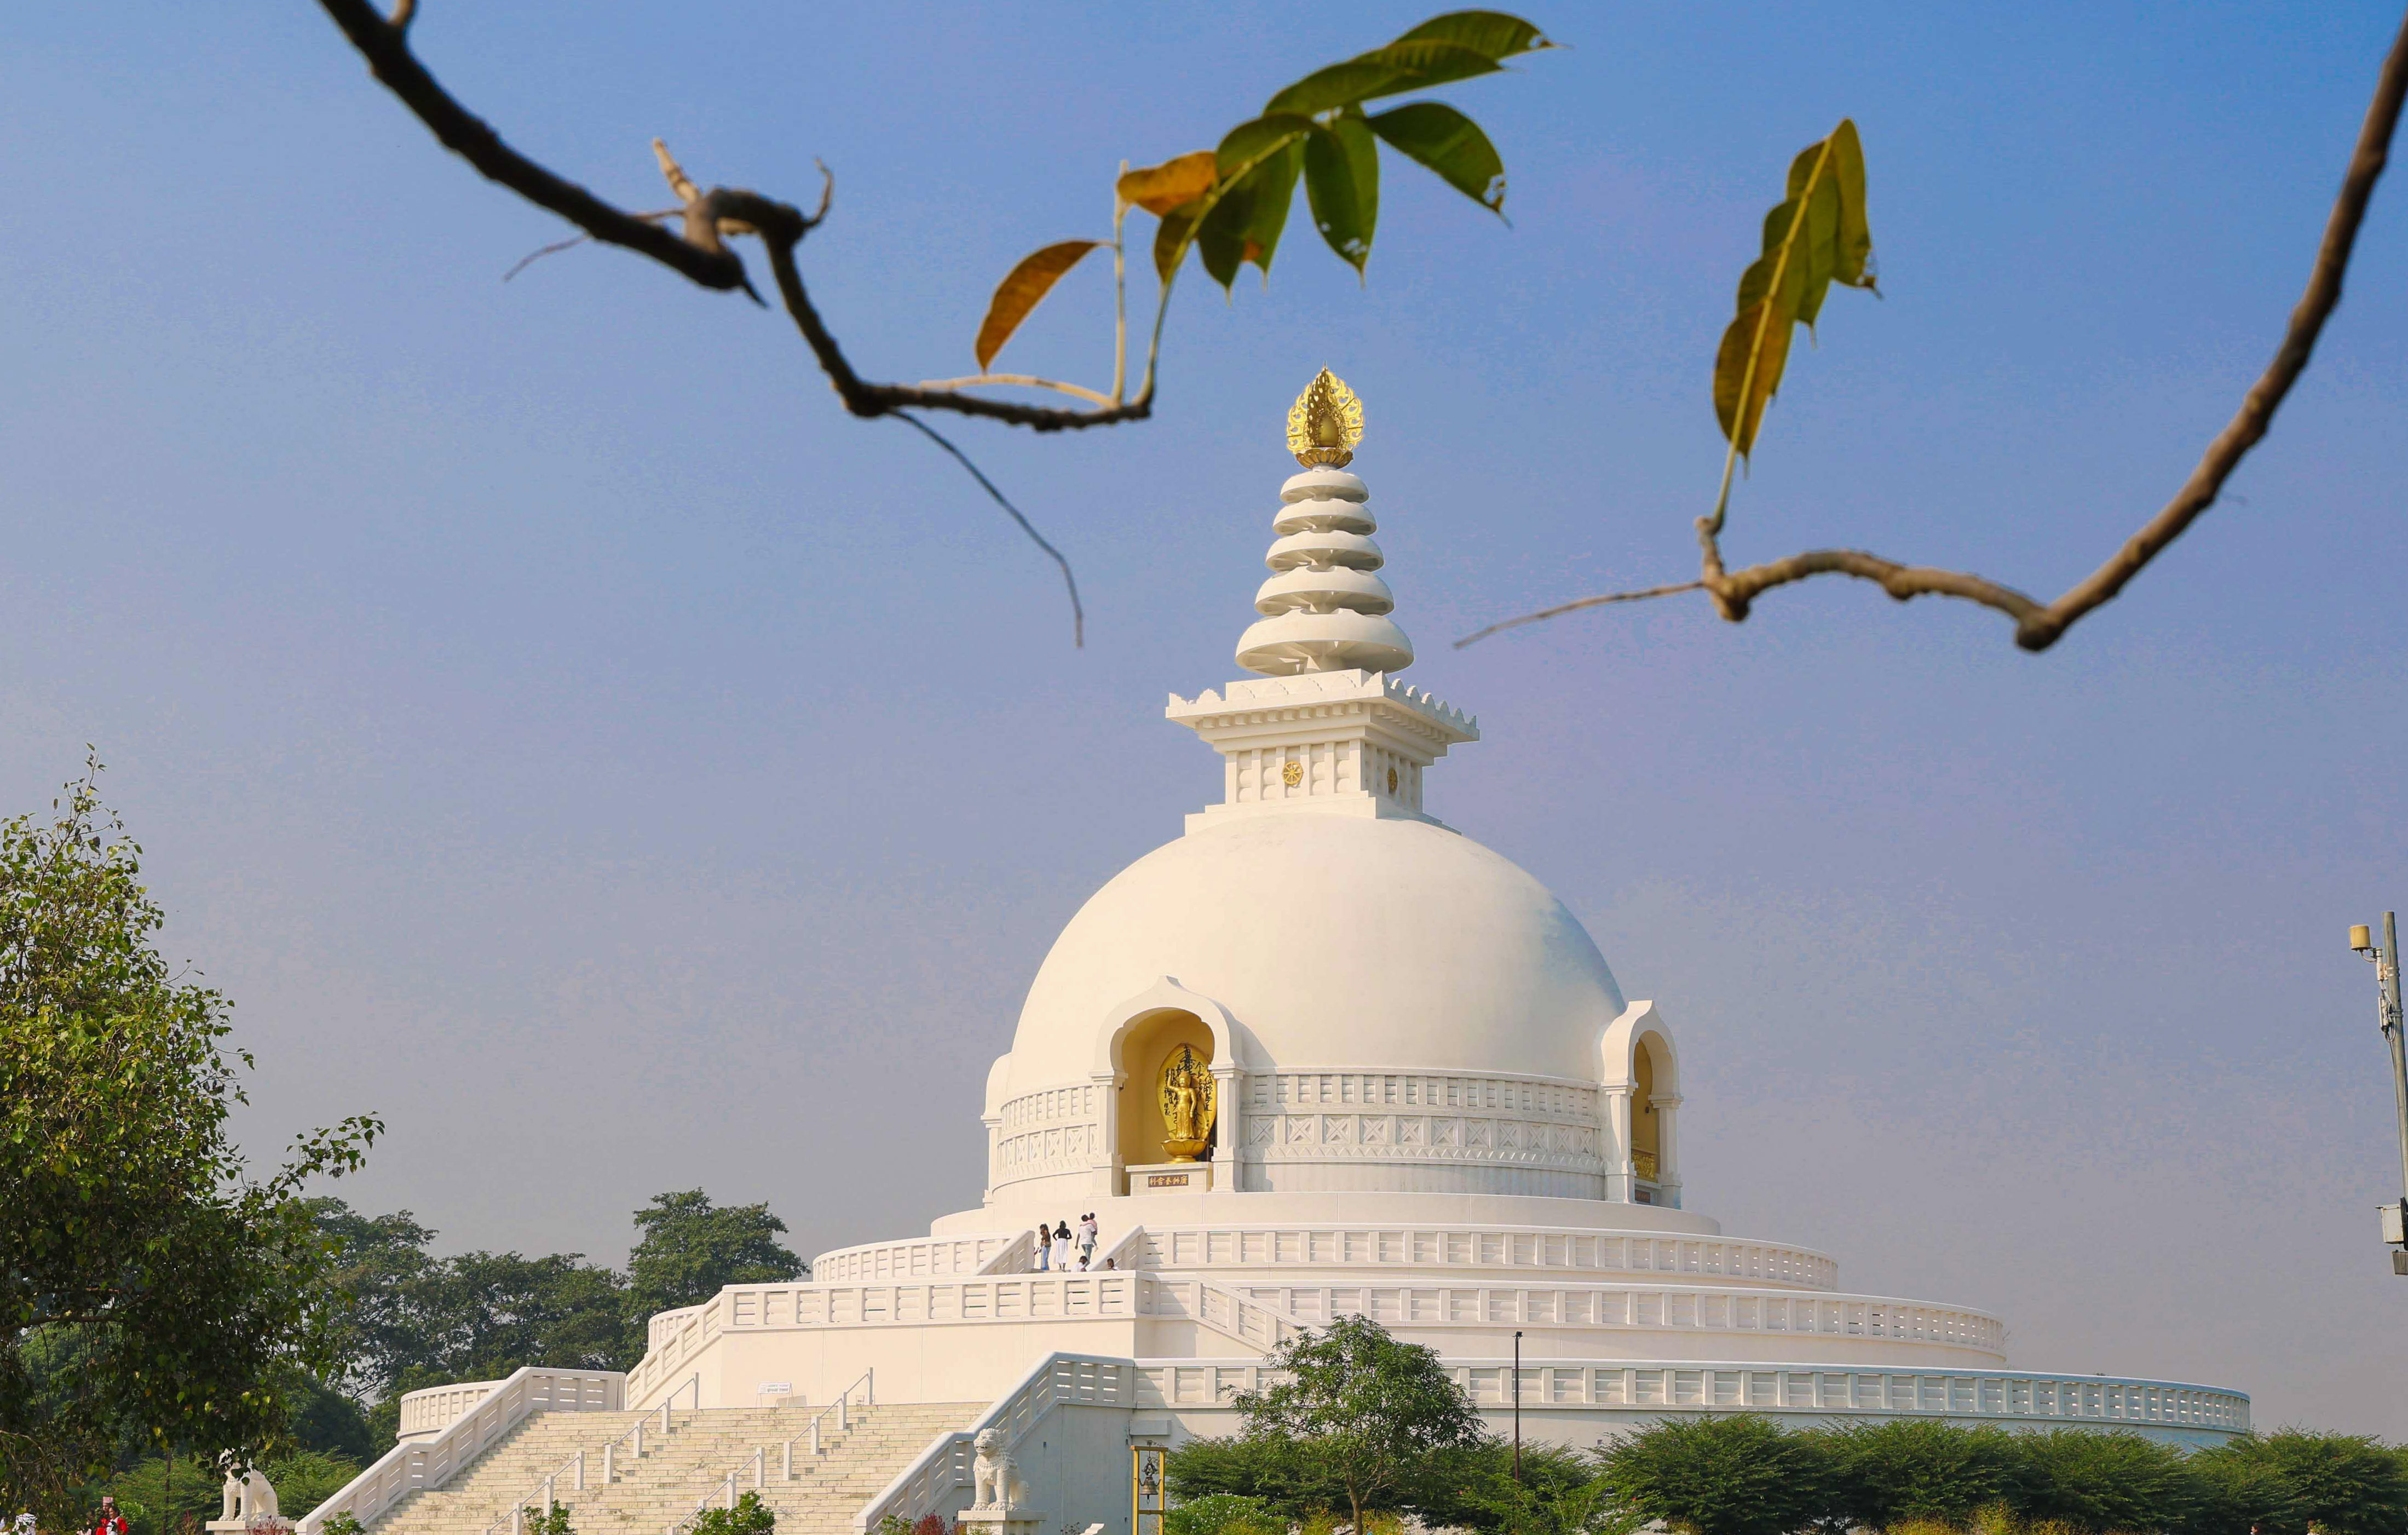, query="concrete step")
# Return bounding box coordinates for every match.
[370,1406,984,1535]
